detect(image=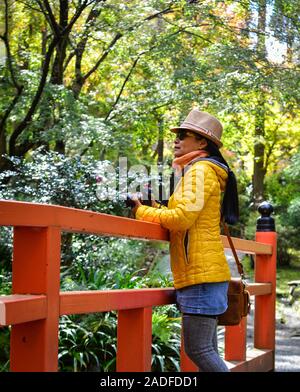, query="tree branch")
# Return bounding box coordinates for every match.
[9,37,58,155]
[0,85,24,131]
[37,0,60,38]
[144,5,175,21]
[104,29,181,122]
[61,0,94,37]
[82,32,123,82]
[264,115,287,171]
[63,48,76,71]
[76,1,180,89]
[70,2,180,97]
[0,0,24,141]
[79,23,194,156]
[16,0,43,14]
[104,51,145,121]
[8,0,96,153]
[70,5,102,92]
[50,0,69,84]
[1,0,23,92]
